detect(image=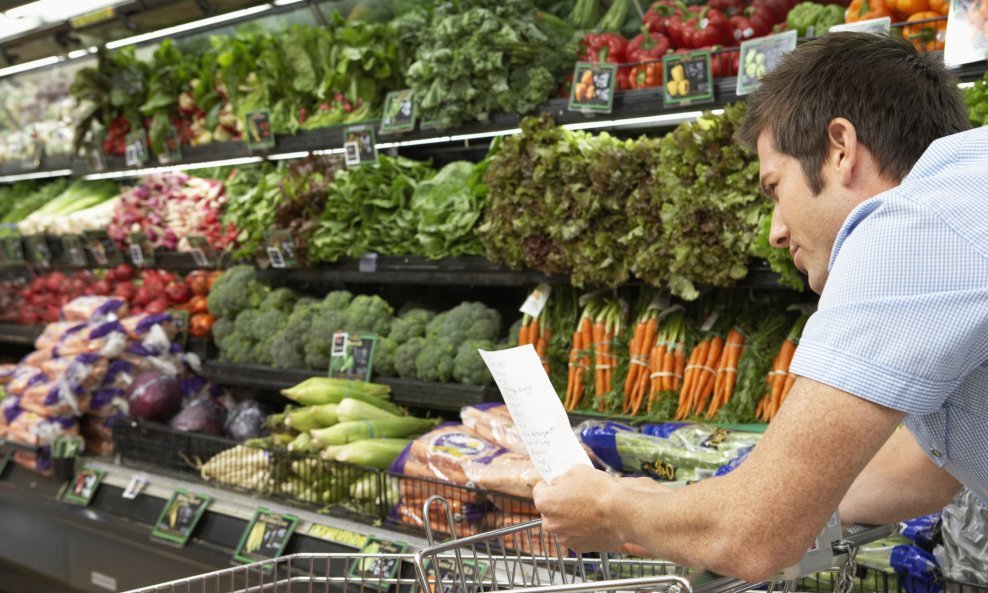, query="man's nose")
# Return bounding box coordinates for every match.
[769,207,790,249]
